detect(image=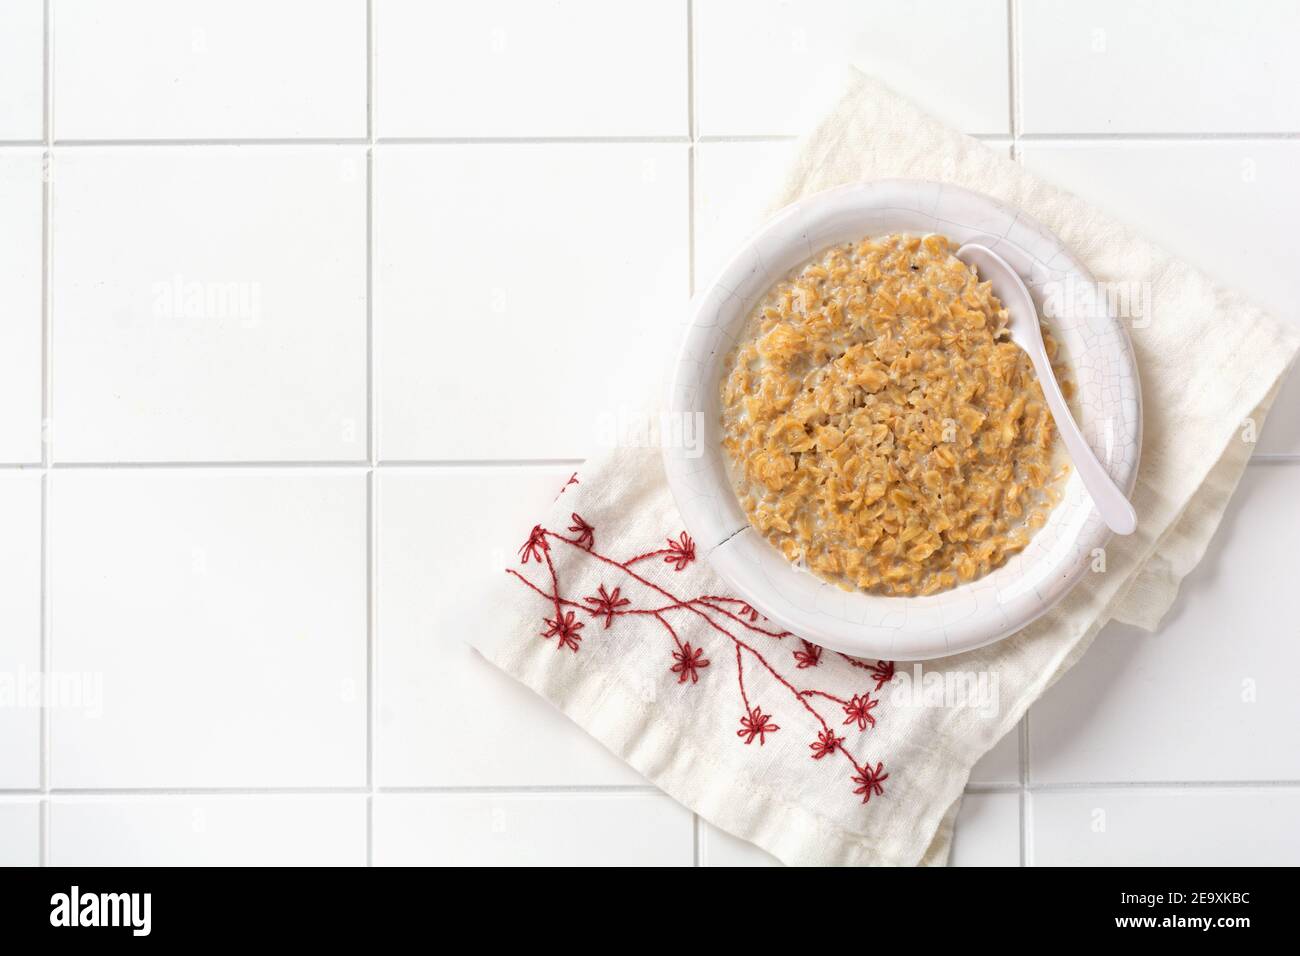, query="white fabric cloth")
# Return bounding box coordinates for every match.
[470,69,1299,866]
